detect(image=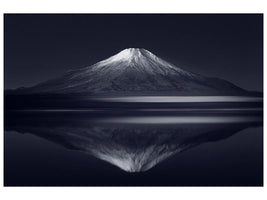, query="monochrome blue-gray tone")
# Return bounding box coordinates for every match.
[4,14,263,186]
